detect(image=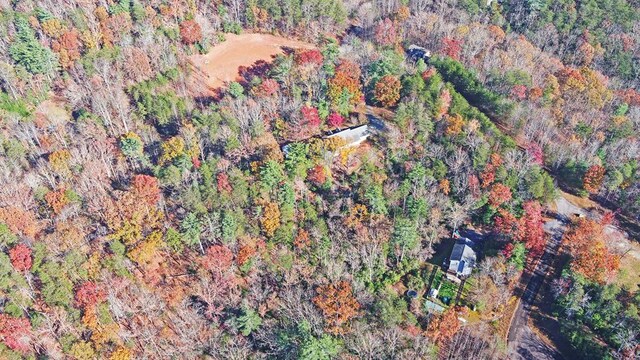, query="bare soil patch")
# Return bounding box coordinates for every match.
[189,33,315,92]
